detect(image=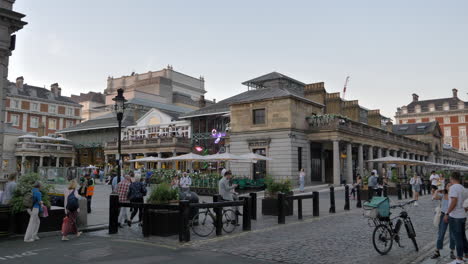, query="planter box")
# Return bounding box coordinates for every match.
[148,209,179,237]
[262,197,293,216]
[0,205,13,237]
[14,206,65,234]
